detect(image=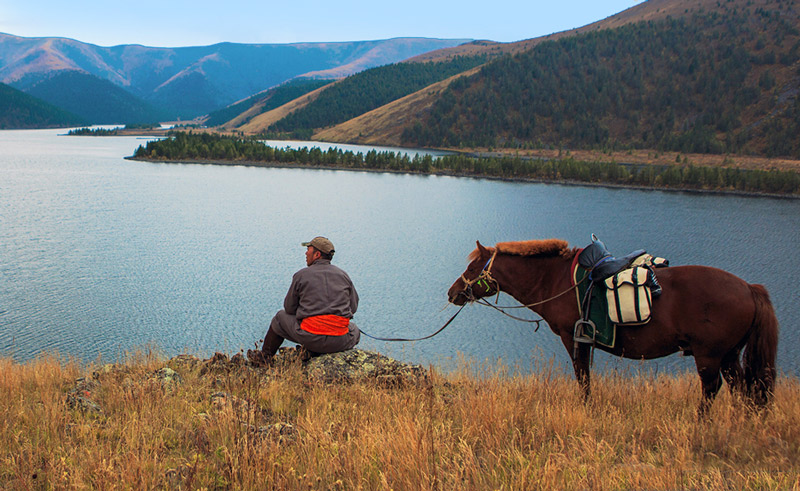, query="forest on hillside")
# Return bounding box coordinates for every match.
[266,56,487,137]
[24,71,165,125]
[401,5,800,158]
[0,83,85,129]
[206,79,331,127]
